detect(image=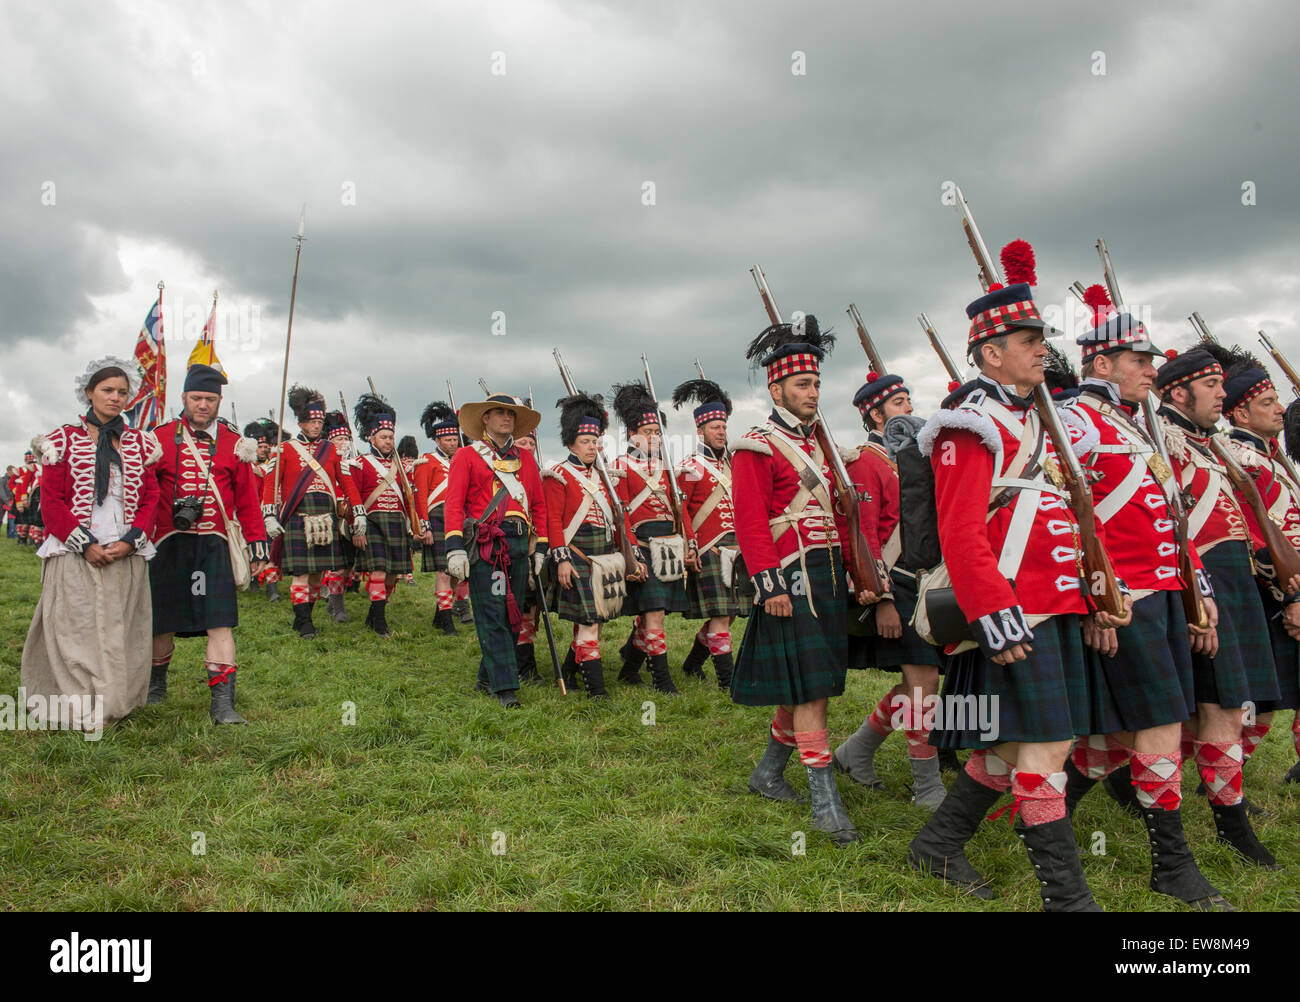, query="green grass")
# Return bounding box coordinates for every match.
[1,539,1297,911]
